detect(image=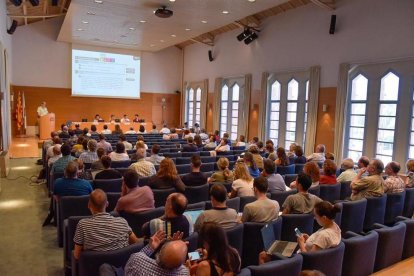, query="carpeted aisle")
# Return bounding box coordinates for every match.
[0,158,63,276]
